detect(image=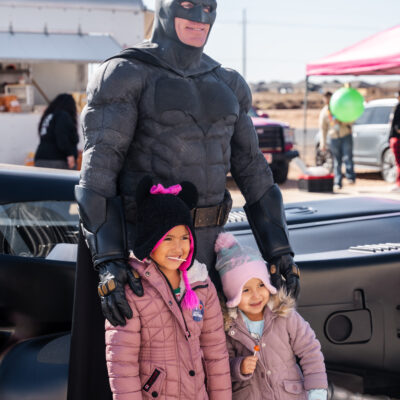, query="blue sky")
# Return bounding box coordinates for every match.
[142,0,400,84]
